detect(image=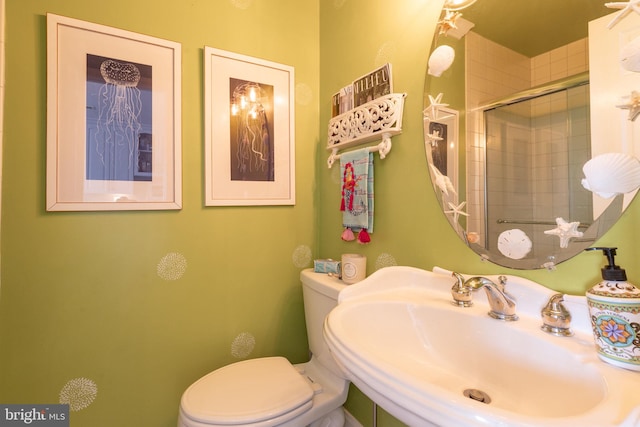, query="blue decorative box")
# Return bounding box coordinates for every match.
[314,259,341,275]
